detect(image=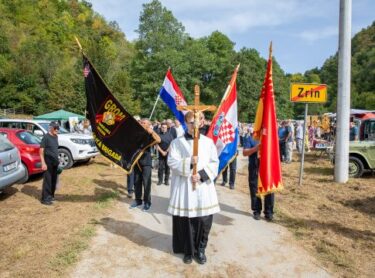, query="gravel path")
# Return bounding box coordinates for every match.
[71,153,330,278]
